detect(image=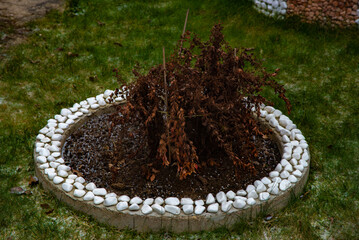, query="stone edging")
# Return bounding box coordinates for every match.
[34,89,310,232]
[252,0,359,28]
